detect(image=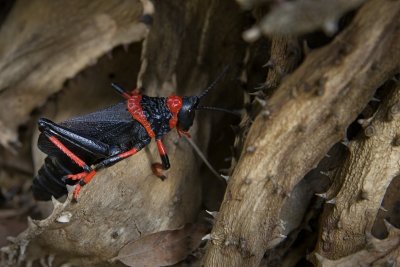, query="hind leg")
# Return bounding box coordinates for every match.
[72,146,142,199]
[38,118,111,200]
